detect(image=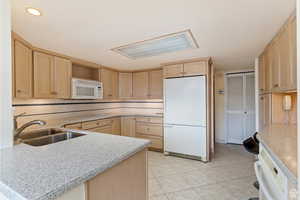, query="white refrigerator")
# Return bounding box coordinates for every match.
[164,76,207,160]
